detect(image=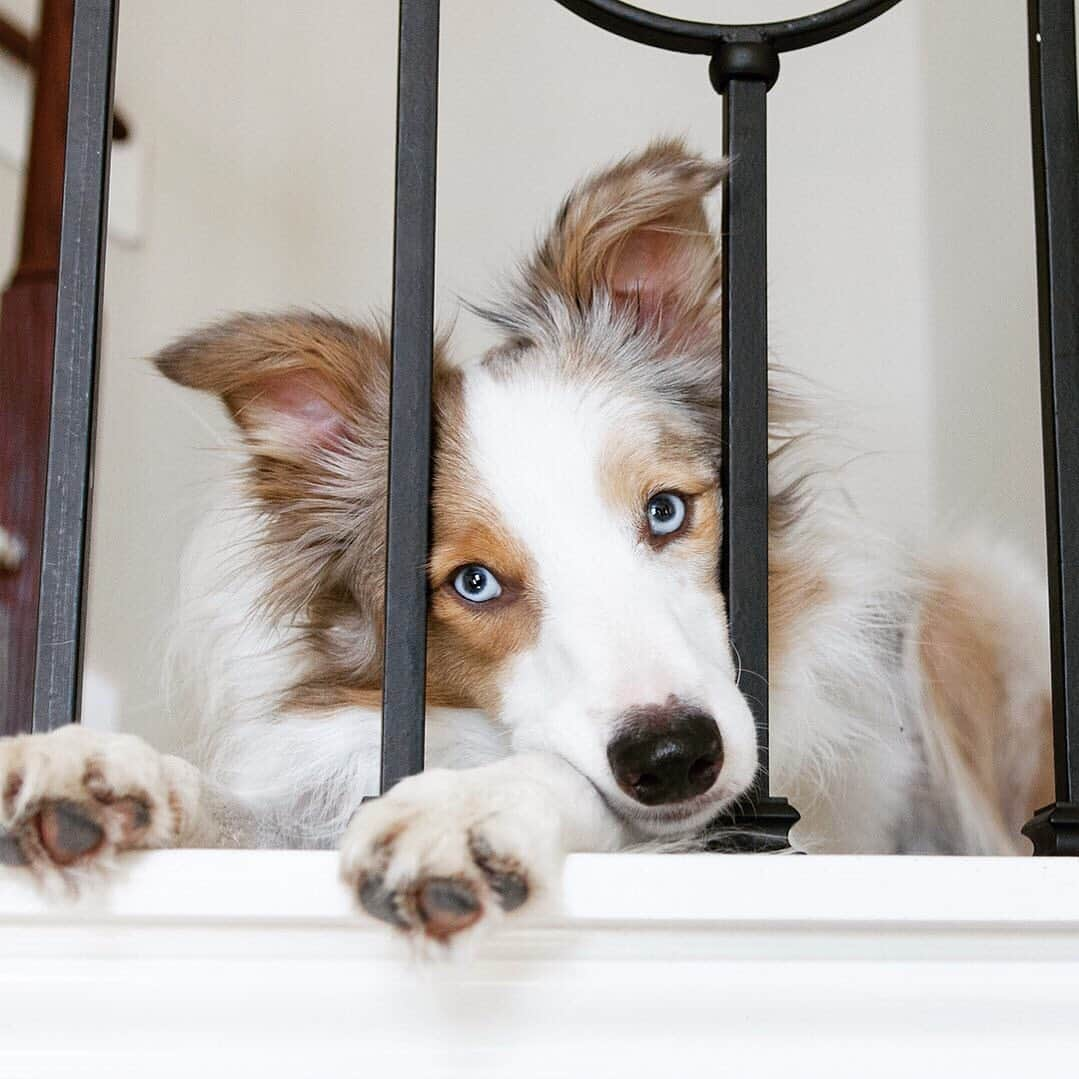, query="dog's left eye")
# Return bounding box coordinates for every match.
[646,492,686,537]
[452,564,503,603]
